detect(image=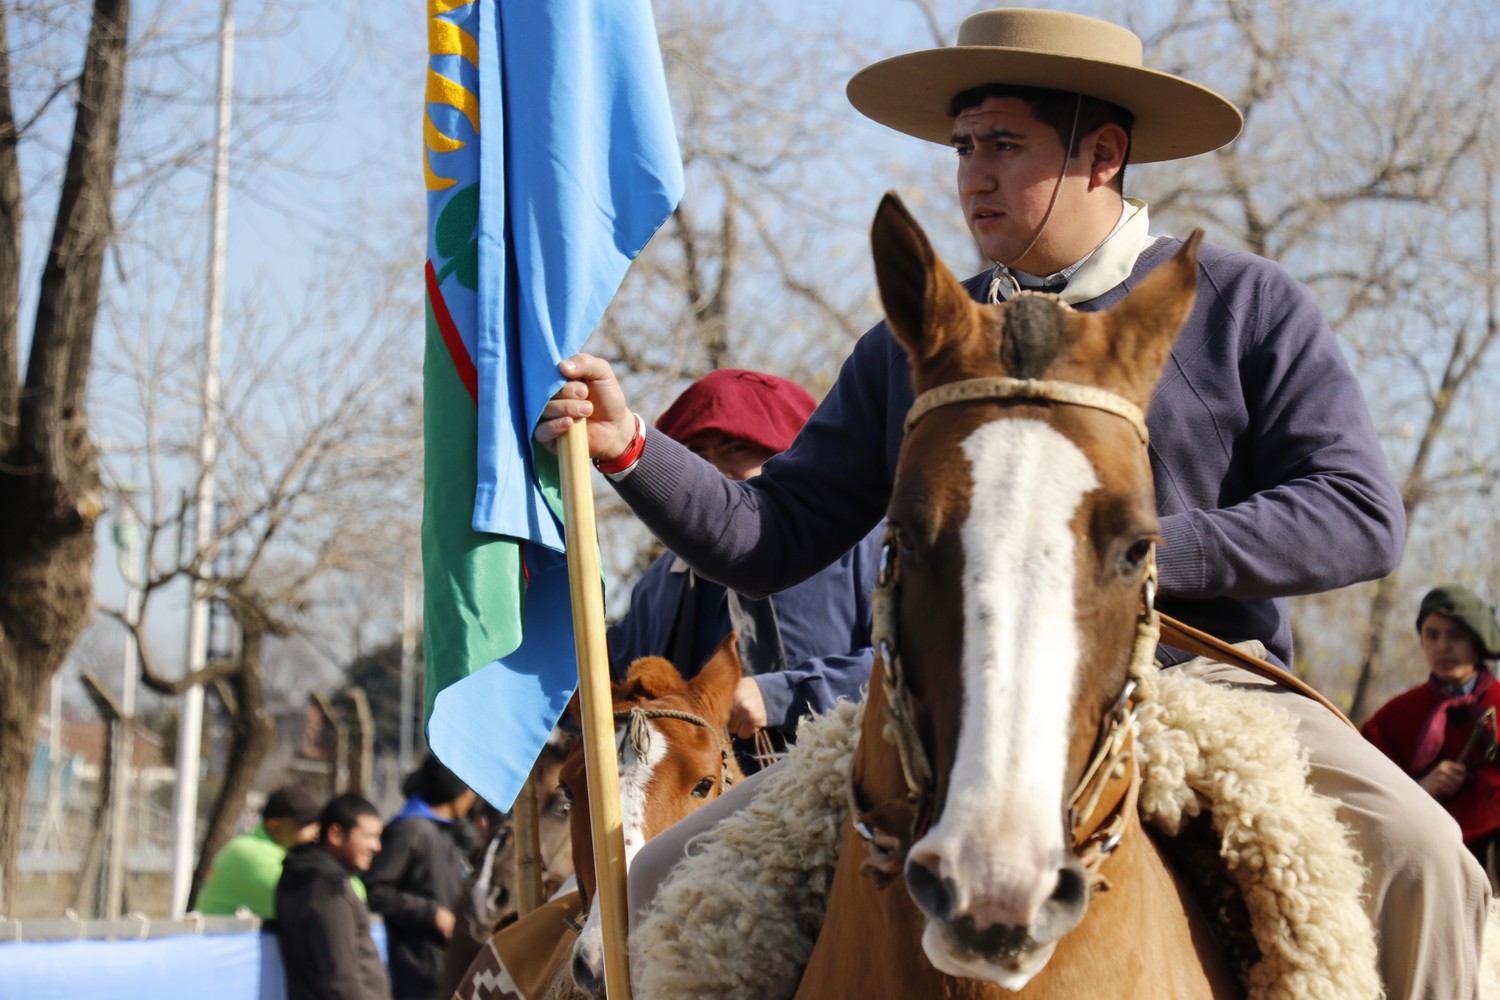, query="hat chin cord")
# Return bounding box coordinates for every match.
[995,93,1083,276]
